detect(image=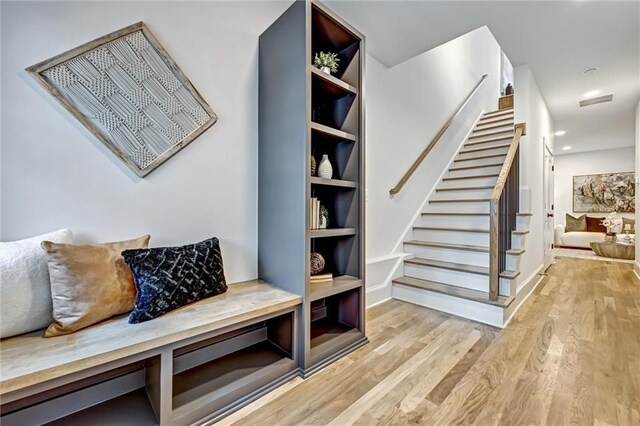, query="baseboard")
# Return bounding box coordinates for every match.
[503,264,545,327]
[365,253,407,308]
[634,261,640,280]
